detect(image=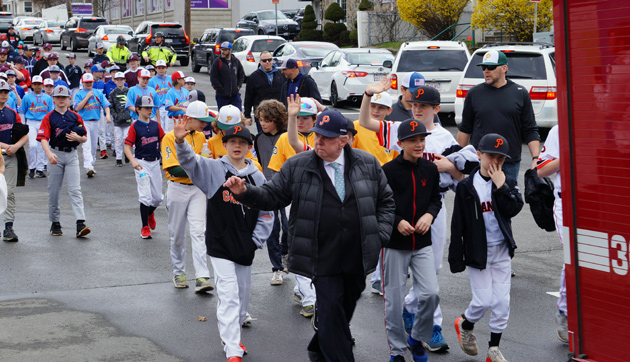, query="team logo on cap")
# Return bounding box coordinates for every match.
[495,138,504,148]
[320,115,330,125]
[410,121,418,131]
[374,94,381,100]
[415,88,425,98]
[226,116,232,121]
[484,53,492,61]
[233,126,242,134]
